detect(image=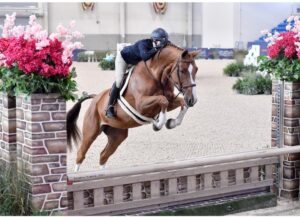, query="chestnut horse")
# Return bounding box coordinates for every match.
[67,43,199,172]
